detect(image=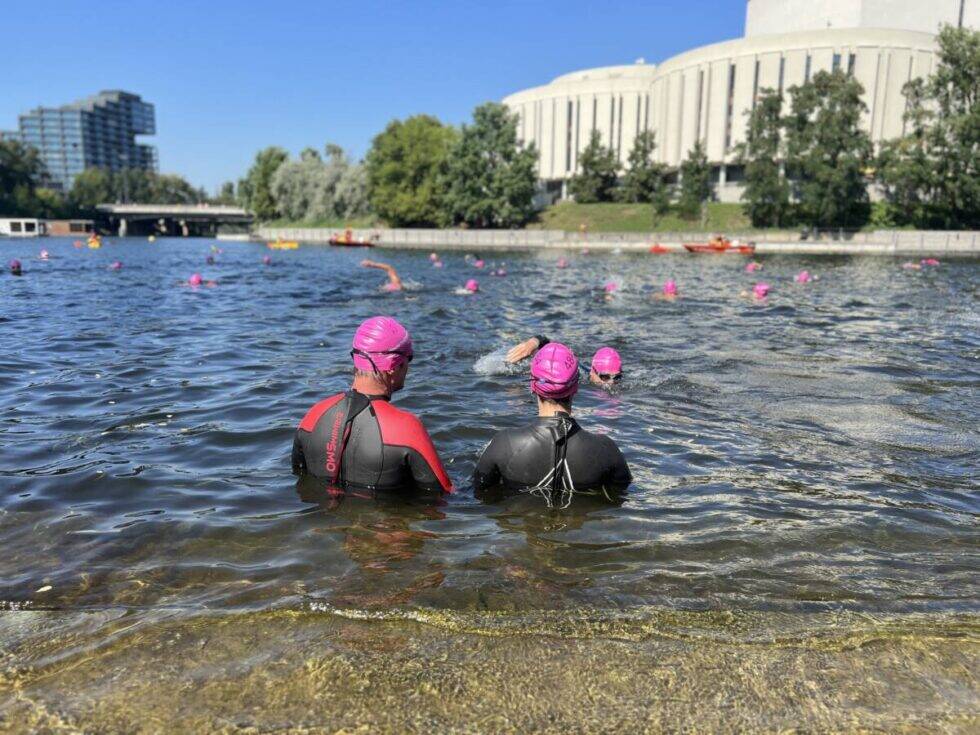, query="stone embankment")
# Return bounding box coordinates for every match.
[252,227,980,257]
